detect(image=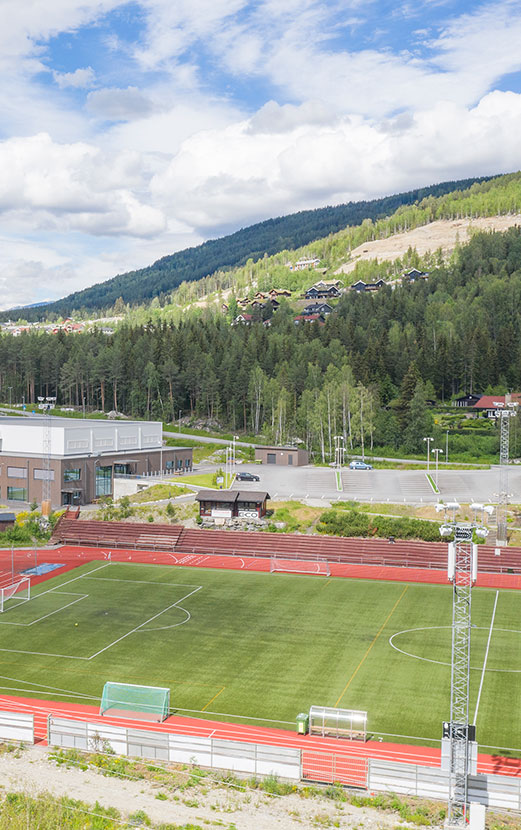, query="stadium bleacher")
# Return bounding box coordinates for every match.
[50,513,521,574]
